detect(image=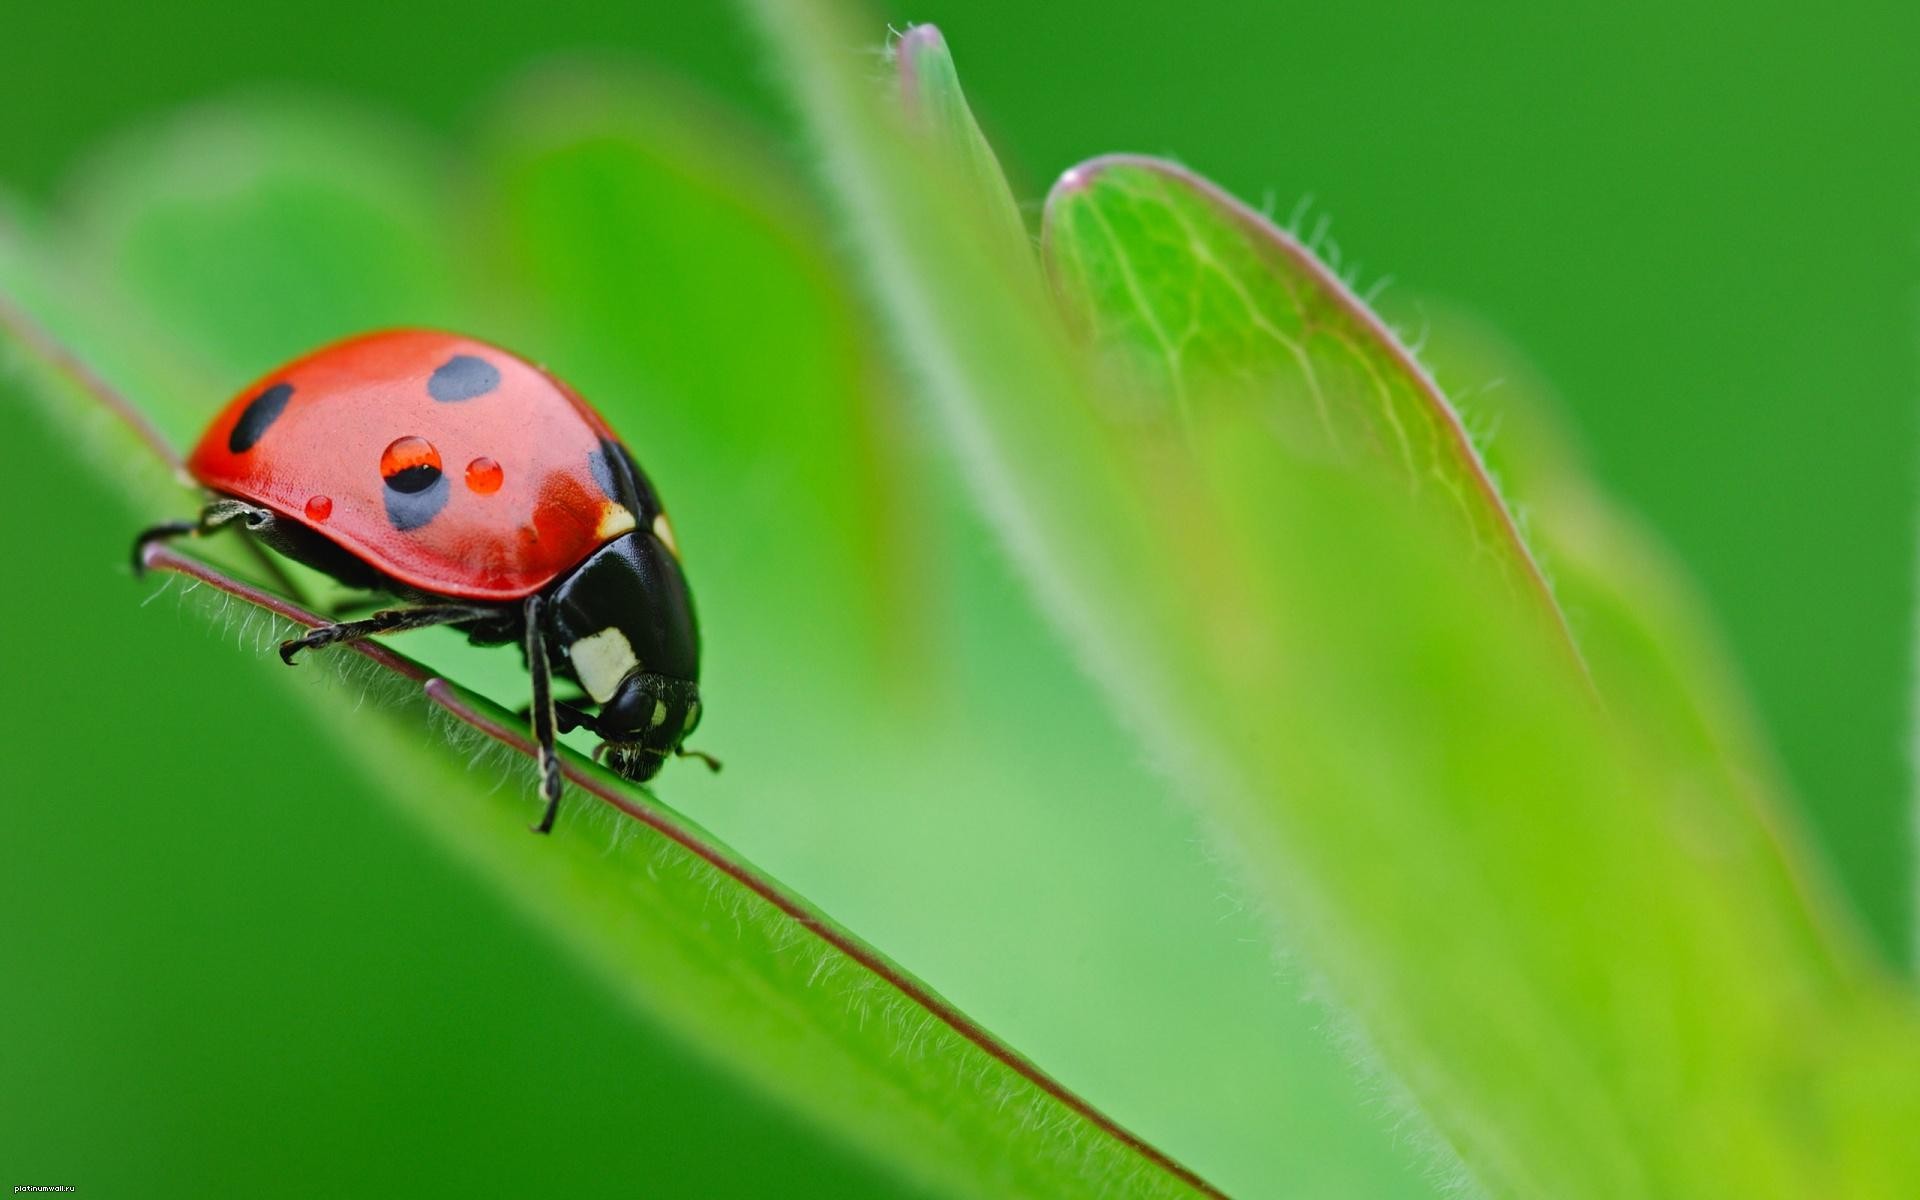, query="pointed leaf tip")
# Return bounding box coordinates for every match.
[893,23,1028,252]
